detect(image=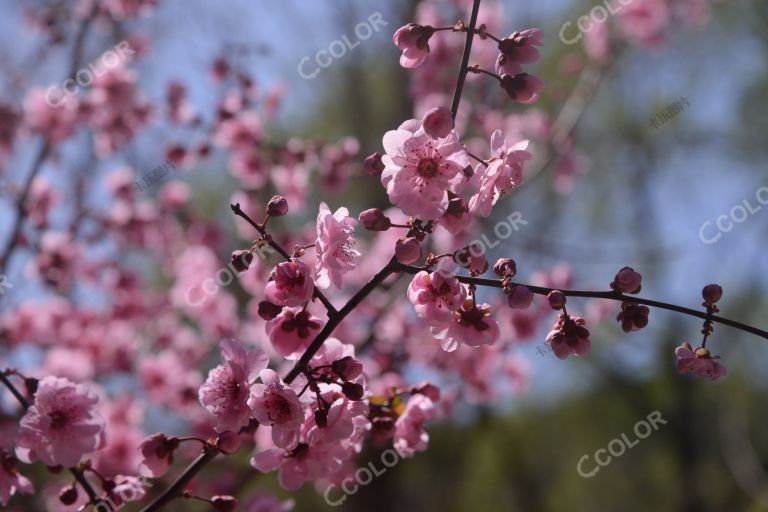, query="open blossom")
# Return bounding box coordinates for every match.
[393,394,435,458]
[407,270,466,326]
[266,308,323,358]
[675,343,726,381]
[265,259,315,307]
[381,126,469,220]
[546,314,591,359]
[496,28,544,75]
[15,377,105,468]
[430,301,500,352]
[199,339,269,432]
[315,202,360,289]
[393,23,435,68]
[469,130,531,217]
[0,451,33,507]
[248,370,304,449]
